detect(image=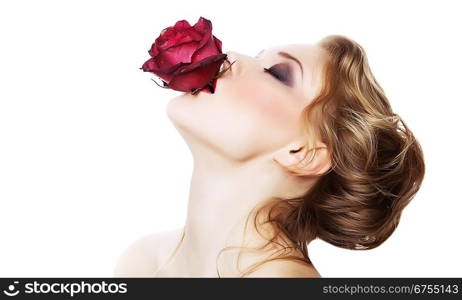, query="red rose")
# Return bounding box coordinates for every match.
[140,16,227,94]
